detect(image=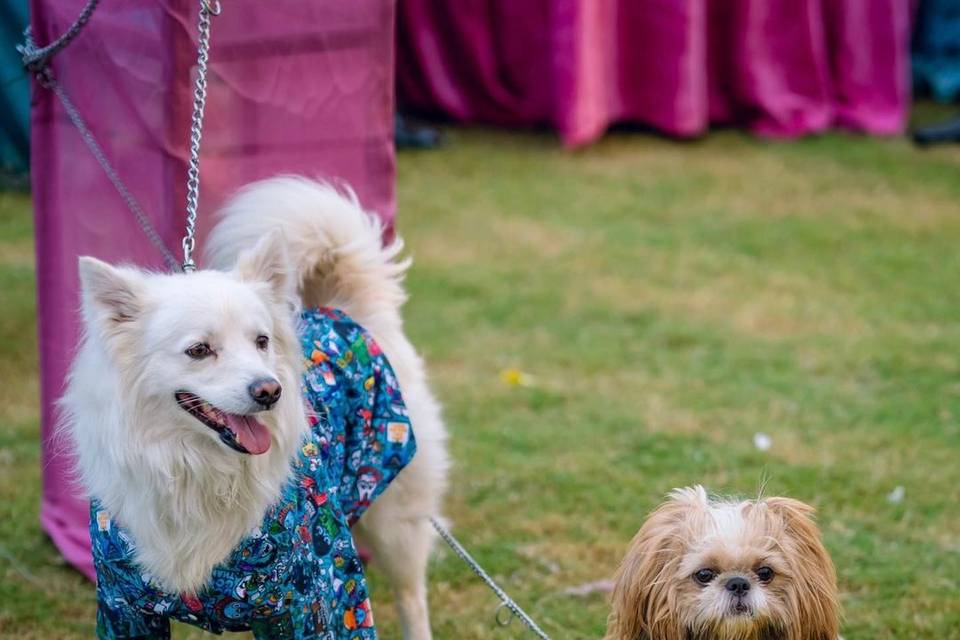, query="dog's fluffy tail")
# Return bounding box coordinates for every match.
[205,176,409,328]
